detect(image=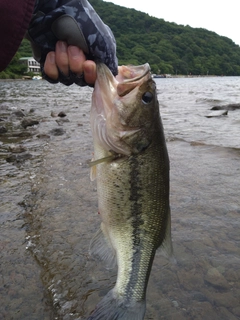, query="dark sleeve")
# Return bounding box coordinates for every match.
[0,0,35,72]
